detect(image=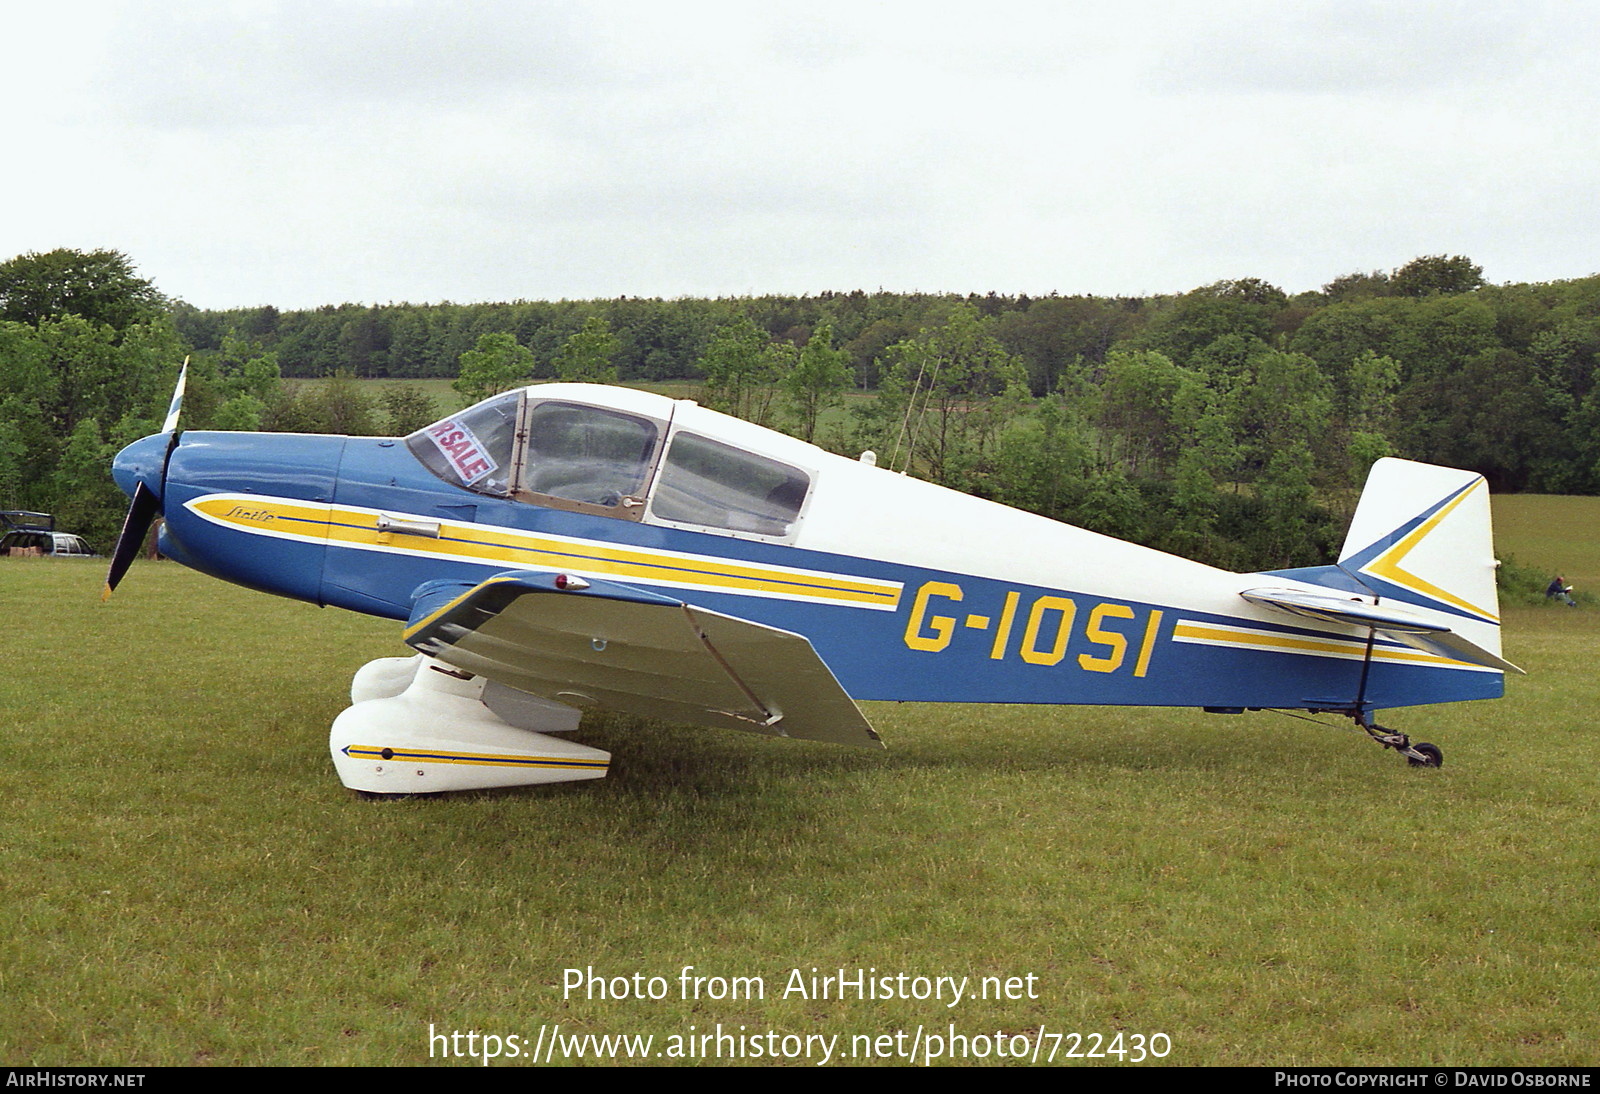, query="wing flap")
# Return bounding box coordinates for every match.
[405,572,882,747]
